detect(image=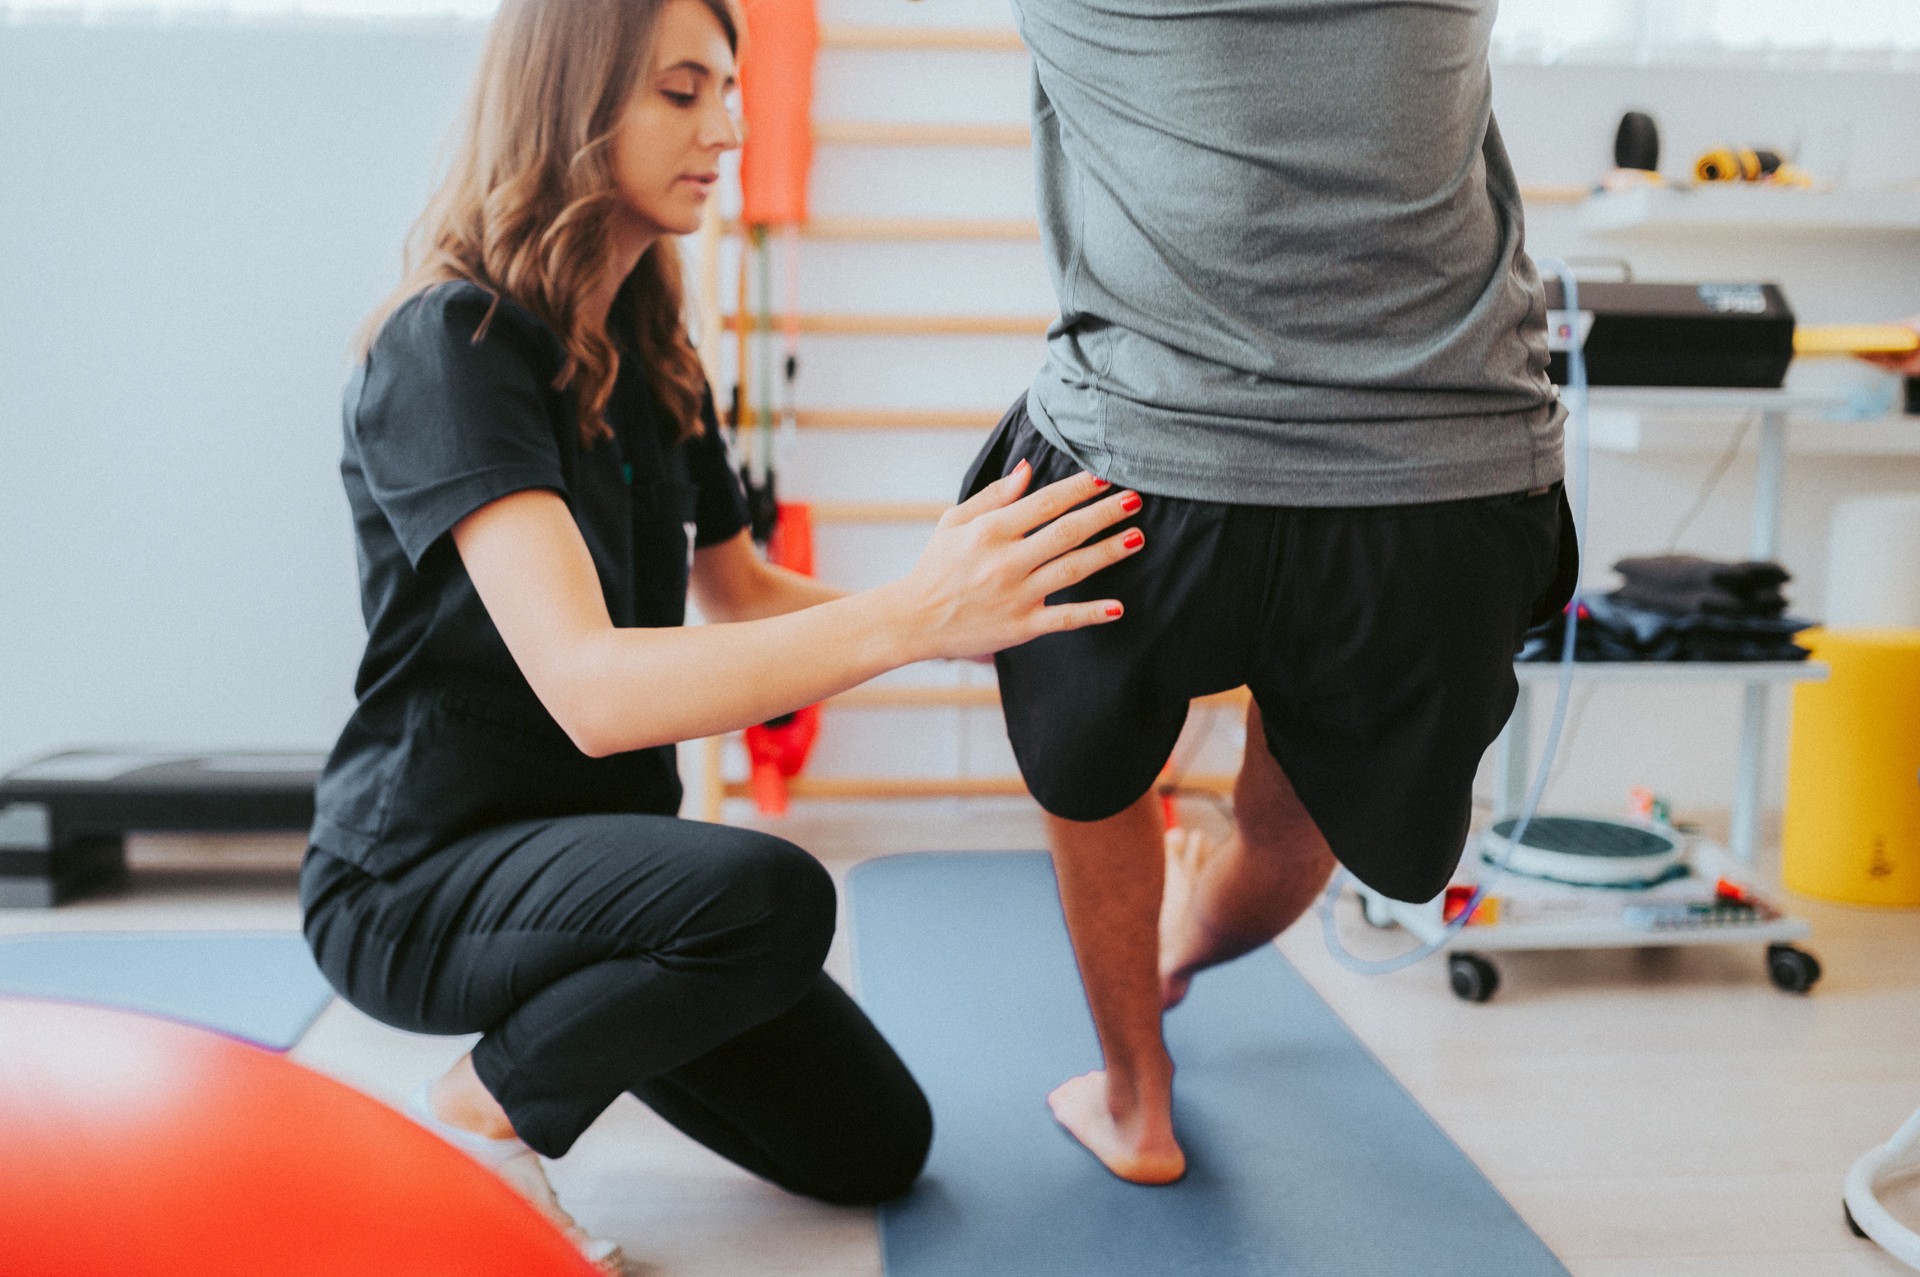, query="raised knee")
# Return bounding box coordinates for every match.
[711,832,836,984]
